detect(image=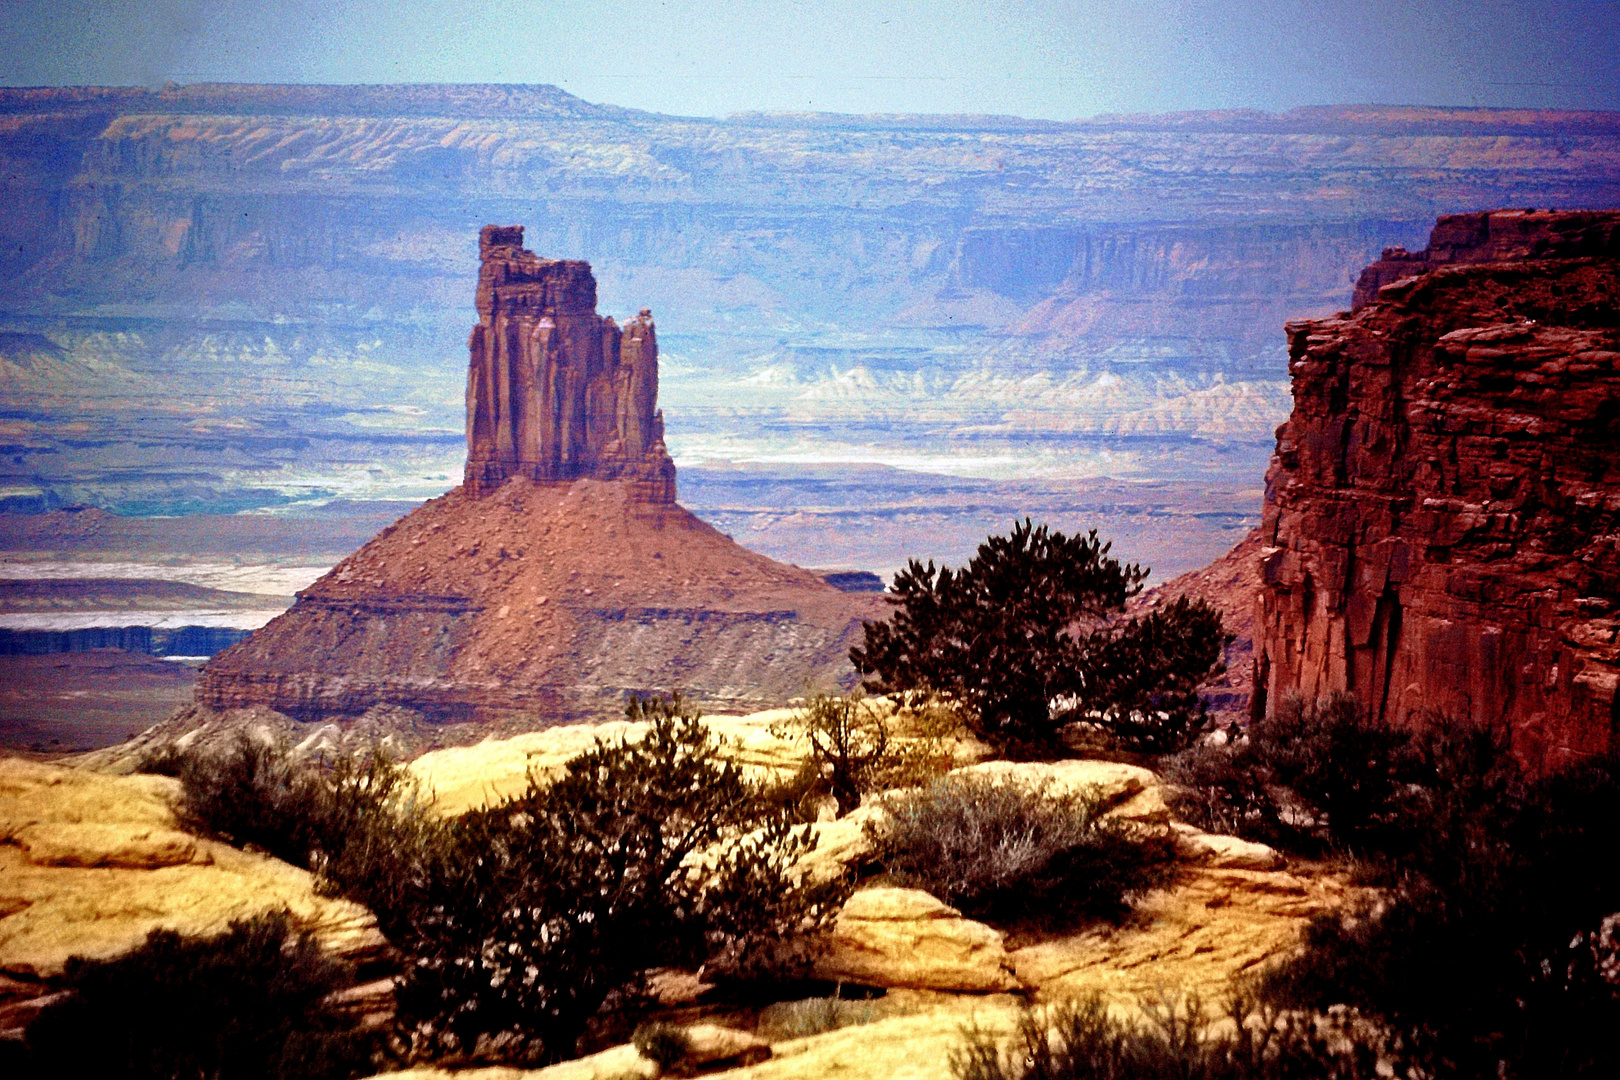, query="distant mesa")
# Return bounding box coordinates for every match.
[814,570,887,593]
[195,228,884,726]
[1254,208,1620,769]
